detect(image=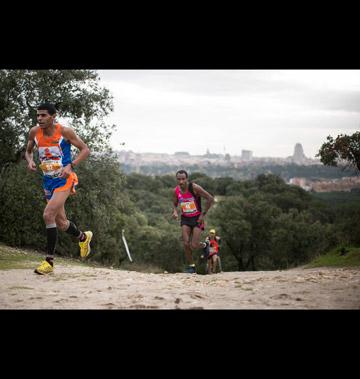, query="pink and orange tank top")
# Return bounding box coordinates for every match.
[175,185,201,218]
